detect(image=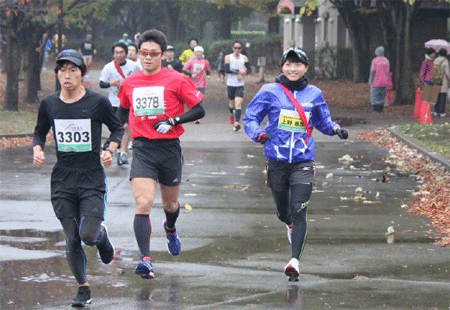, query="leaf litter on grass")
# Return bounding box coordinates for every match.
[358,129,450,247]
